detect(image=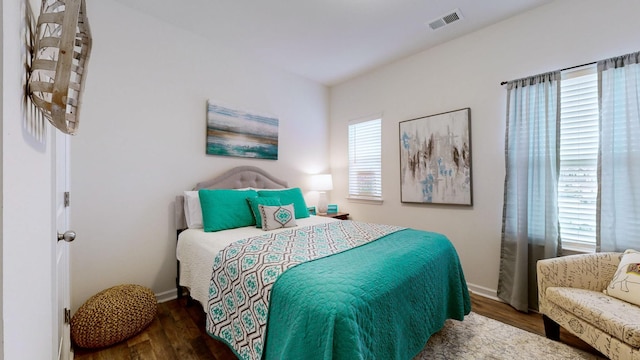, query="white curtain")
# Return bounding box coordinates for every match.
[598,52,640,252]
[498,72,561,312]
